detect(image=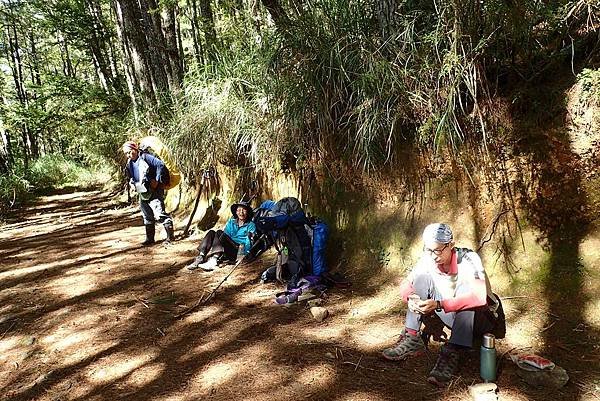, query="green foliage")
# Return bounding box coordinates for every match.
[0,174,30,214]
[27,154,97,190]
[163,34,277,180]
[0,155,107,217]
[578,68,600,106]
